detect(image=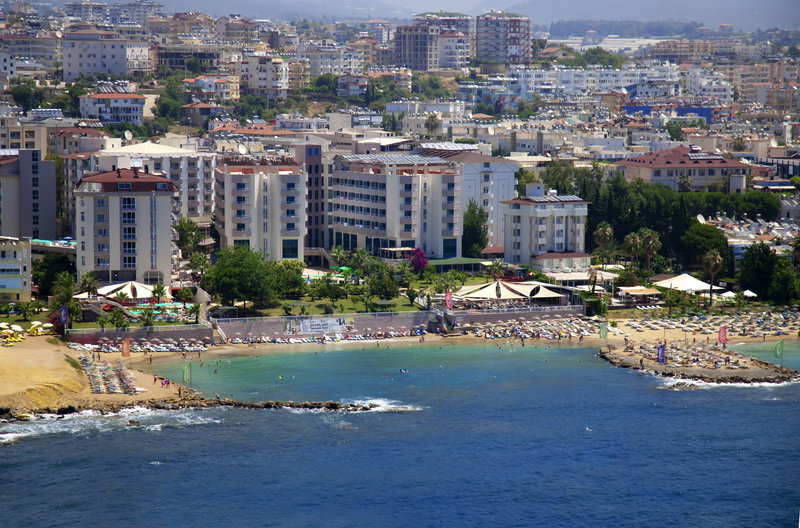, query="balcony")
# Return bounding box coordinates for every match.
[233,229,252,237]
[280,227,300,236]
